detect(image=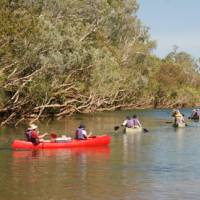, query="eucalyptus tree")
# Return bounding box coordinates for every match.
[0,0,167,125]
[154,50,200,107]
